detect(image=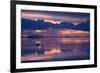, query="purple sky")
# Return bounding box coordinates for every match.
[21,10,90,25]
